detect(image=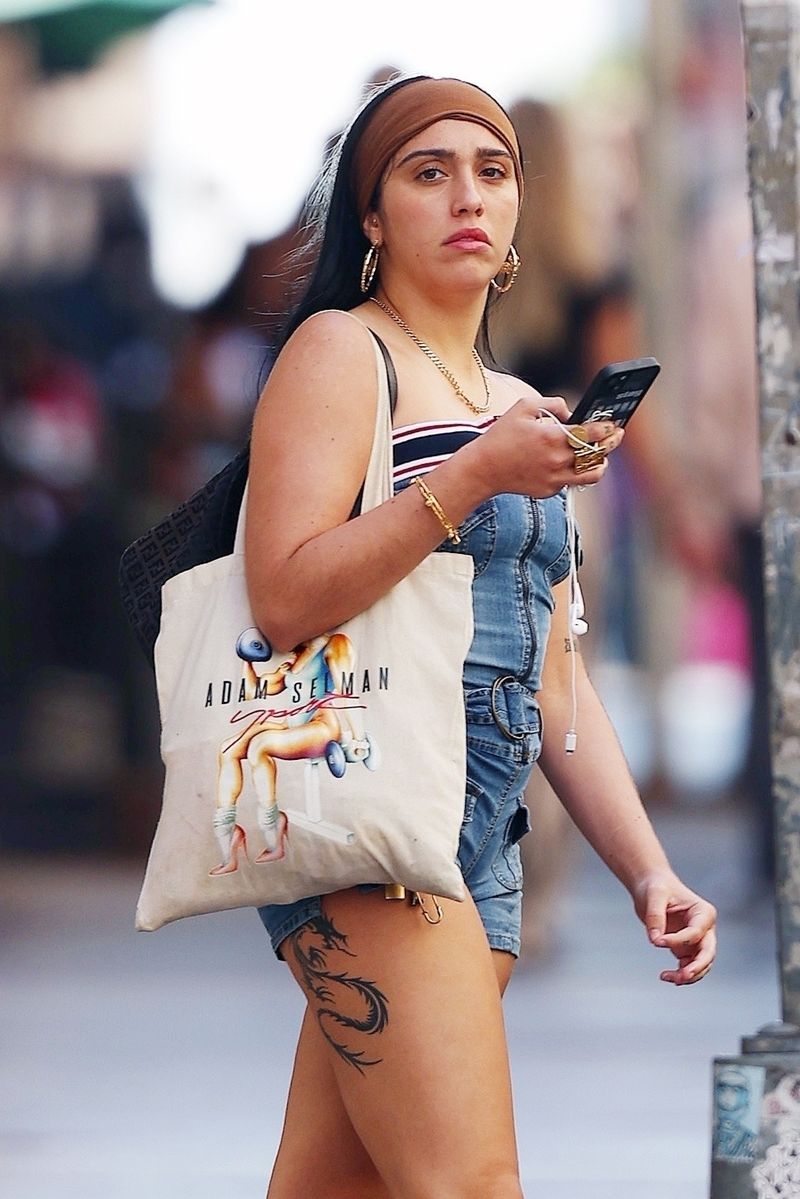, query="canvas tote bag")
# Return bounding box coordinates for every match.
[135,330,474,930]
